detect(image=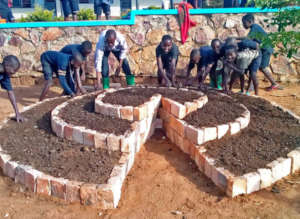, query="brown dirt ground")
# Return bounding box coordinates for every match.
[0,81,300,219]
